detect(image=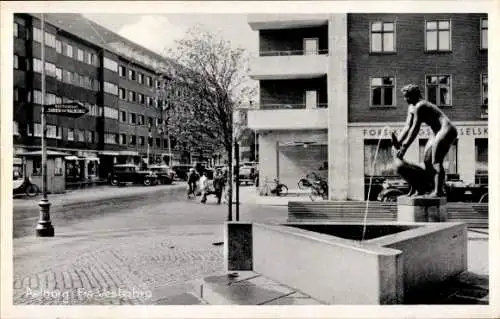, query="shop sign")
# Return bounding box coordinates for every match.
[362,125,488,139]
